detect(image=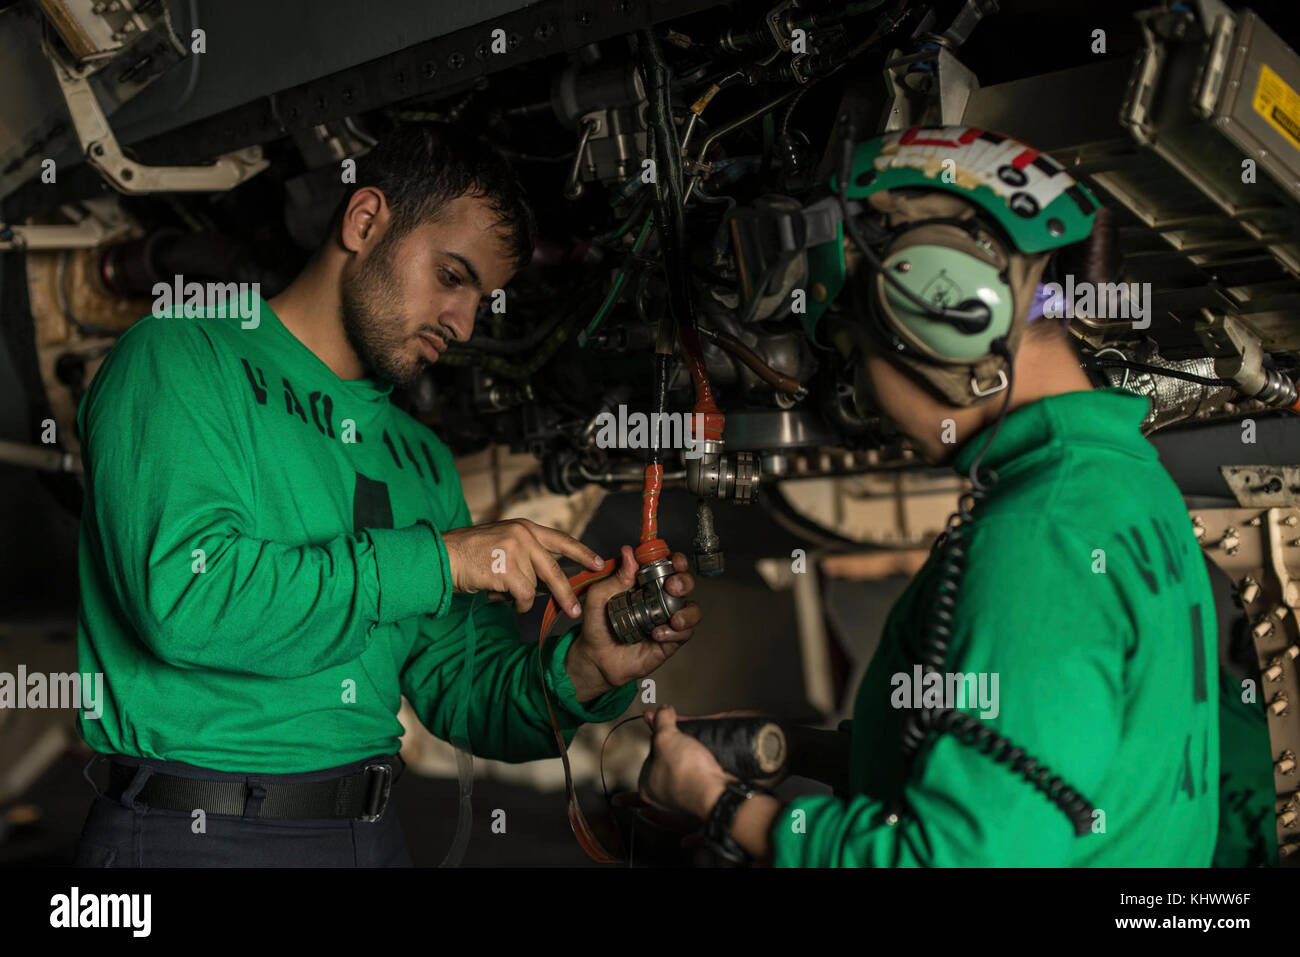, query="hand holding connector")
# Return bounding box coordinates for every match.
[562,546,701,700]
[606,556,691,644]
